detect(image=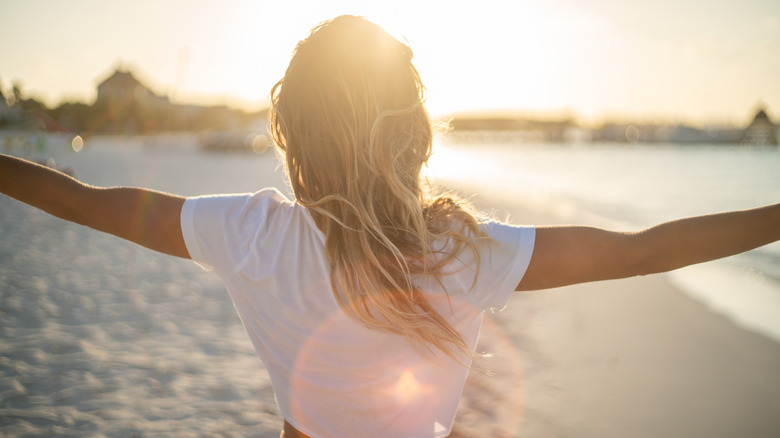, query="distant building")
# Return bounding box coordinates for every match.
[93,68,171,133]
[89,66,268,135]
[742,107,777,146]
[95,68,168,108]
